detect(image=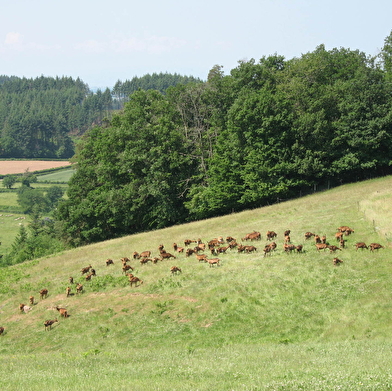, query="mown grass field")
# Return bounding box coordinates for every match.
[0,176,392,390]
